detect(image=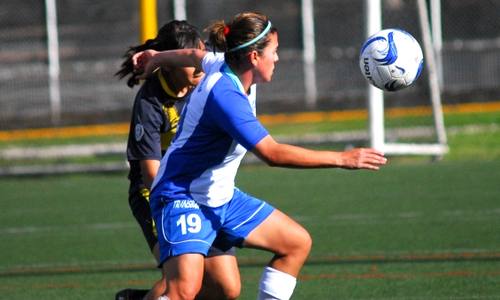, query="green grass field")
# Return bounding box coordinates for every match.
[1,110,500,299]
[1,161,499,299]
